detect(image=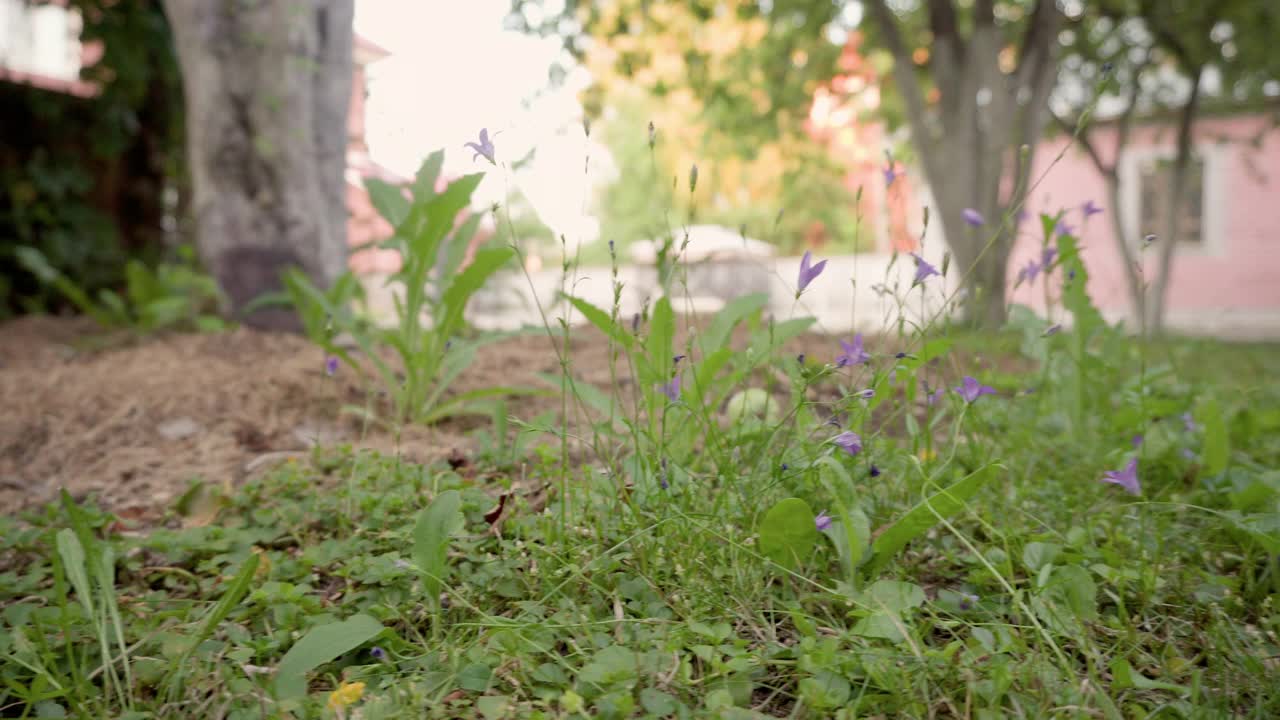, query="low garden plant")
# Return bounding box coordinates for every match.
[15,244,227,334]
[282,150,536,427]
[1,144,1278,719]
